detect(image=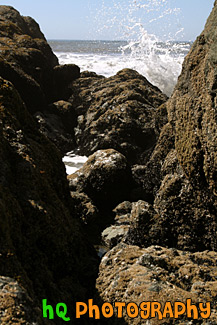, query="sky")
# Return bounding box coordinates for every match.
[1,0,215,41]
